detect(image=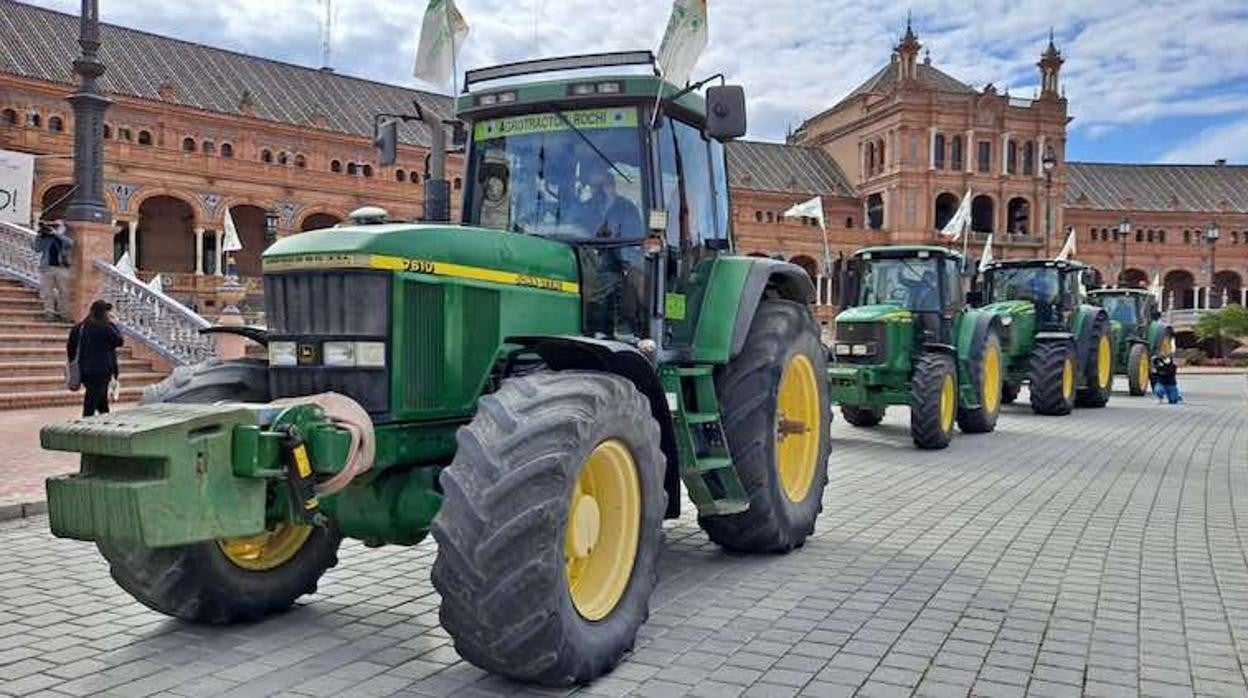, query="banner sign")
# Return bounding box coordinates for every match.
[0,150,34,226]
[473,108,638,141]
